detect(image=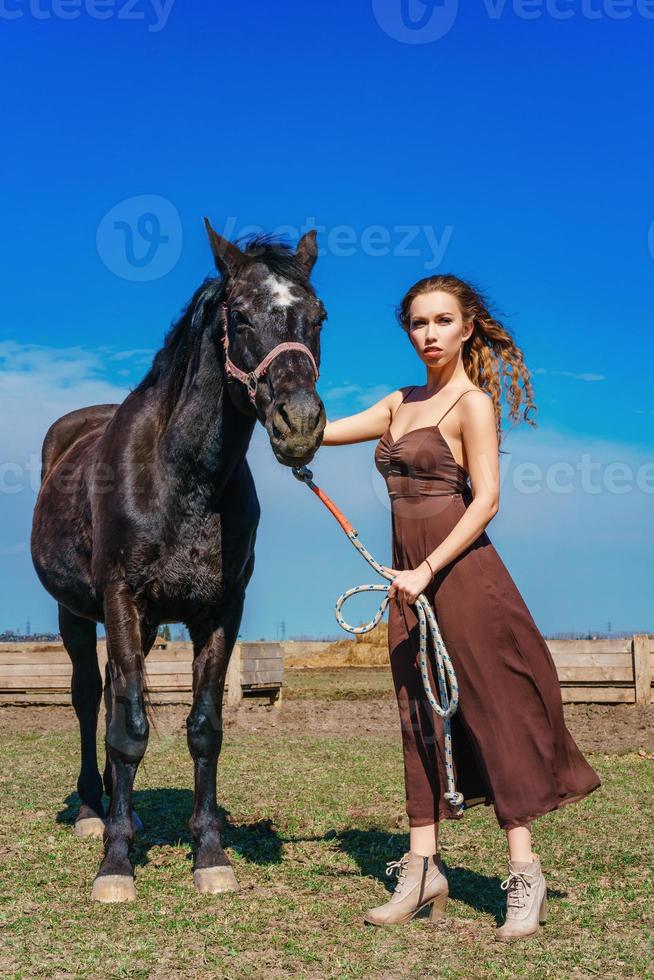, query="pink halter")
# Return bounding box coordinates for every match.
[219,302,319,406]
